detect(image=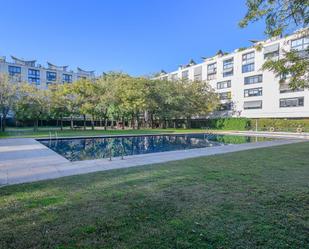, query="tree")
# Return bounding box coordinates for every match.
[240,0,309,88]
[14,84,50,131]
[0,74,17,132]
[117,75,148,129]
[263,46,309,88]
[49,84,71,130]
[73,78,101,130]
[95,72,121,130]
[176,79,219,128]
[240,0,308,37]
[146,79,181,128]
